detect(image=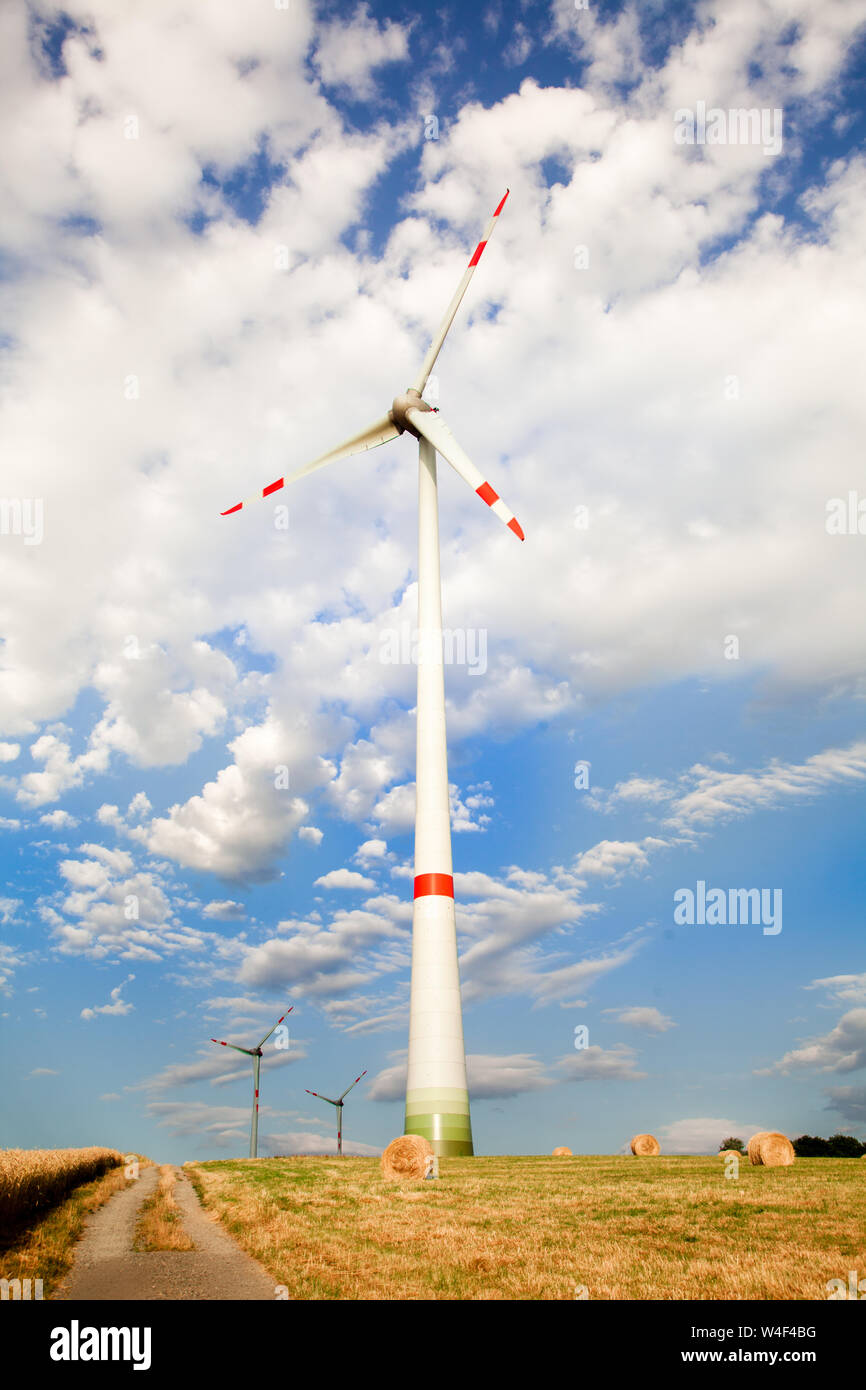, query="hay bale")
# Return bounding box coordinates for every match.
[381,1134,434,1181]
[748,1131,795,1166]
[719,1149,742,1158]
[630,1133,660,1156]
[551,1146,572,1157]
